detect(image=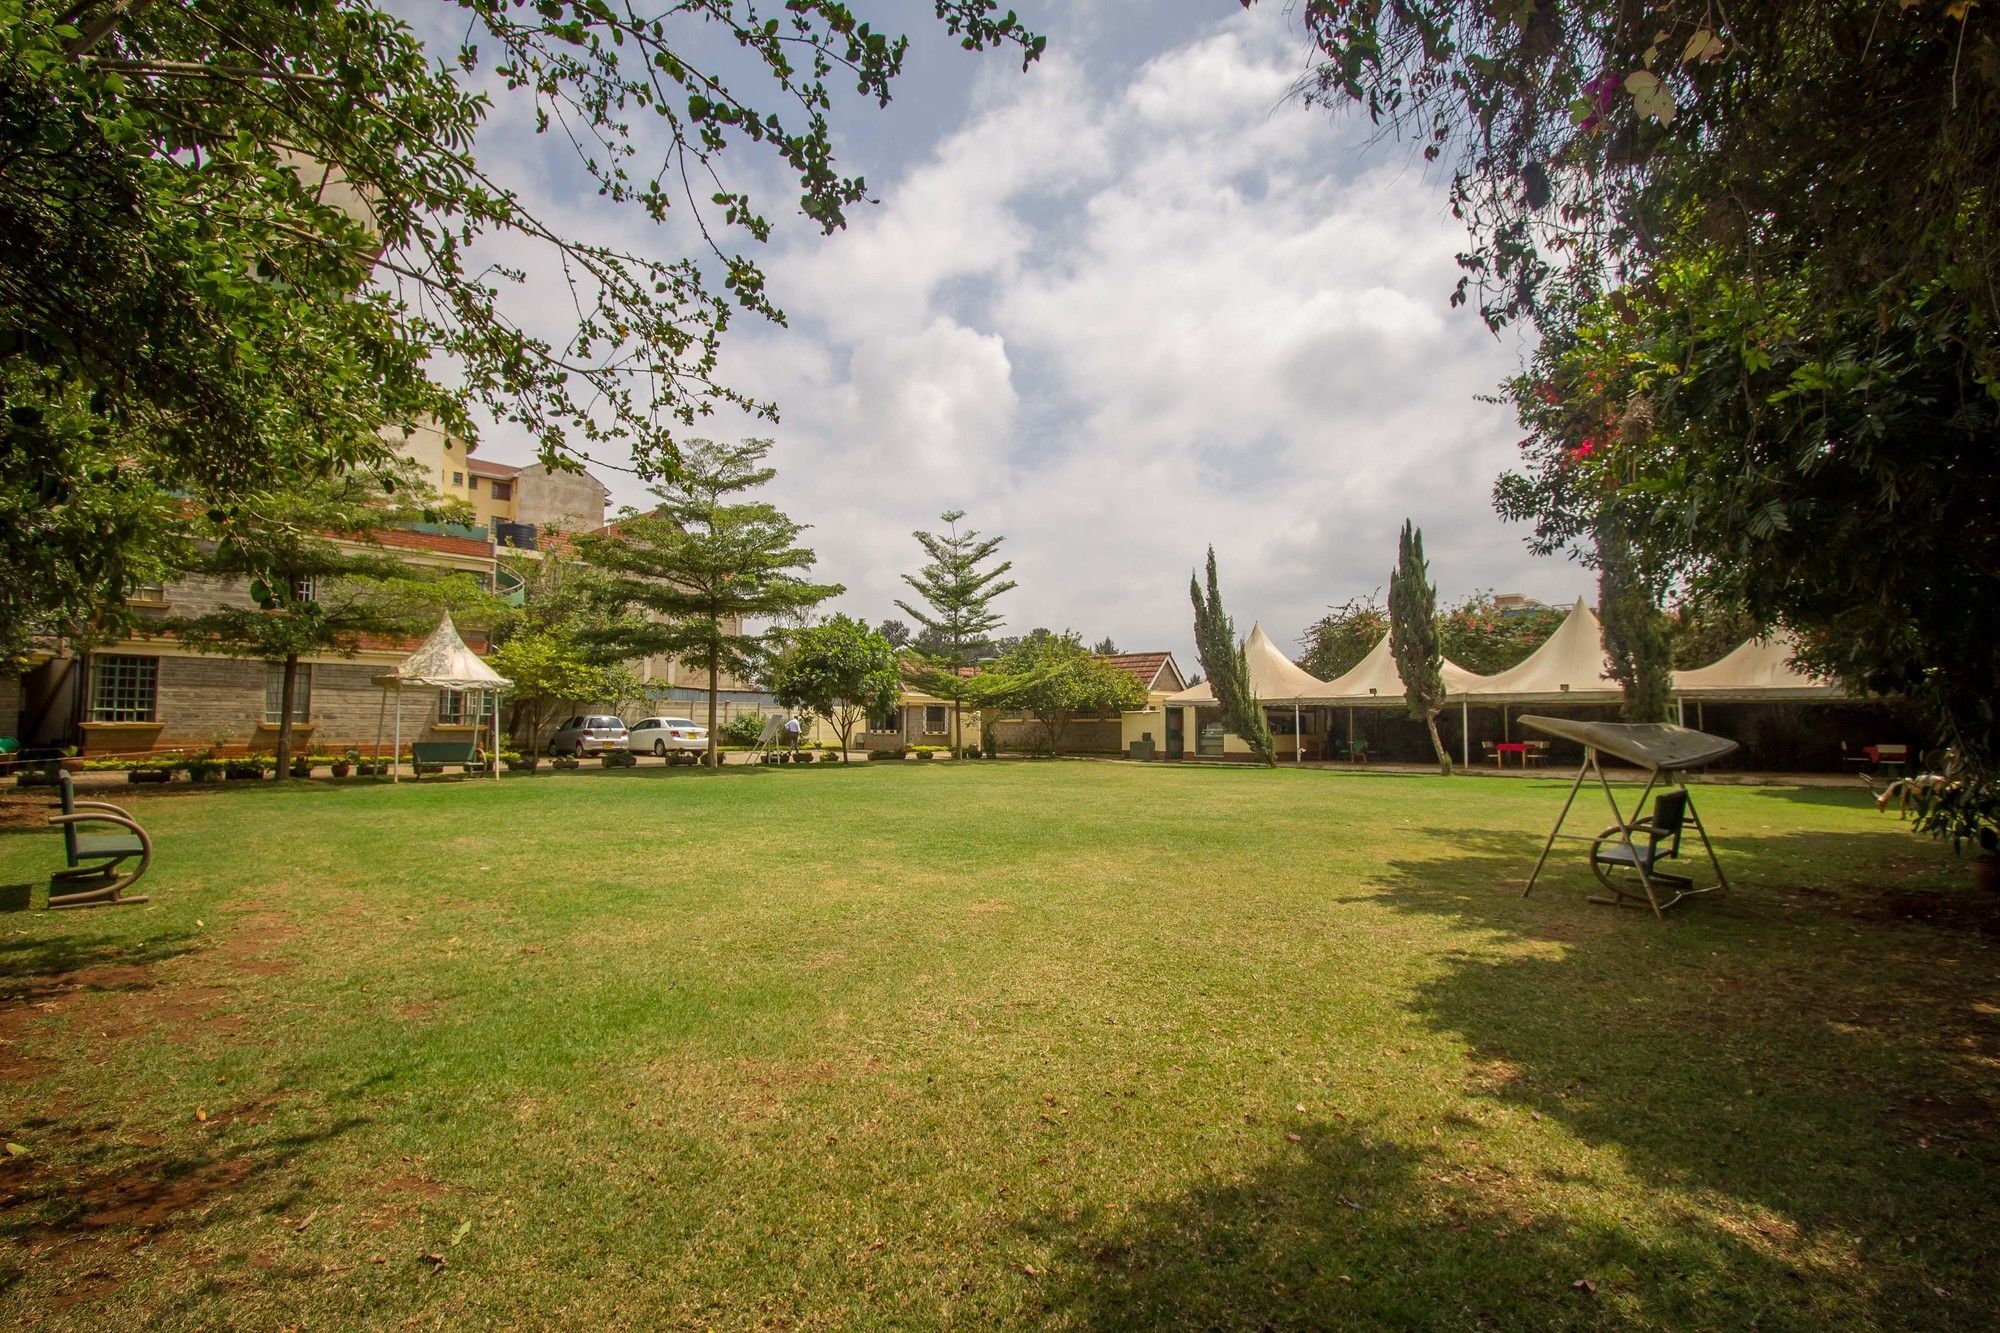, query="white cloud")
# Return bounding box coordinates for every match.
[453,3,1585,665]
